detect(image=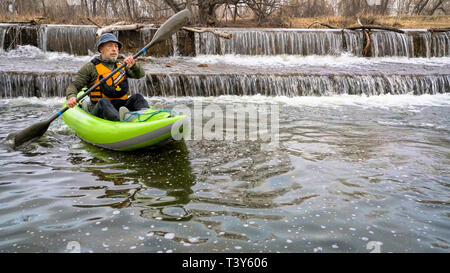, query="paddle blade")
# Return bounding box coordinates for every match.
[148,9,191,47]
[13,120,51,147]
